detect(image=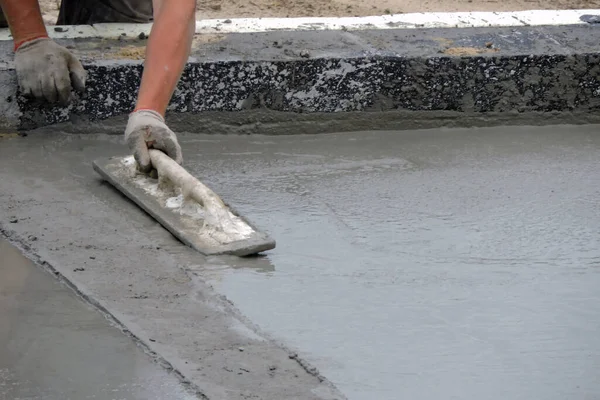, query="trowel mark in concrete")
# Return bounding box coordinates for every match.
[0,132,346,400]
[1,124,599,400]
